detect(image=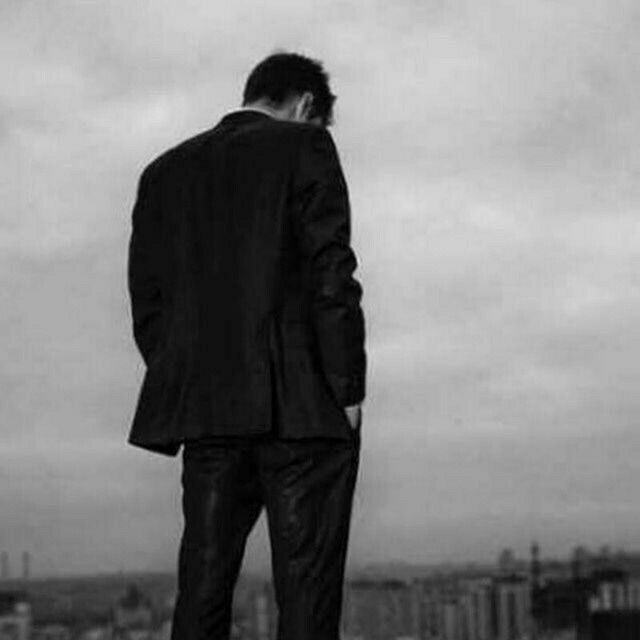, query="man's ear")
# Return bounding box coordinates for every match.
[293,91,314,121]
[301,91,315,118]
